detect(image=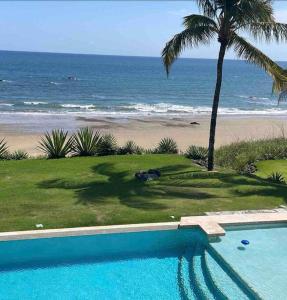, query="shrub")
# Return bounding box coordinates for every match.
[97,134,118,156]
[9,150,29,160]
[144,148,154,154]
[155,137,178,154]
[72,127,101,156]
[215,138,287,172]
[0,139,9,160]
[267,172,285,184]
[38,129,73,159]
[185,145,208,160]
[118,140,143,155]
[231,153,257,174]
